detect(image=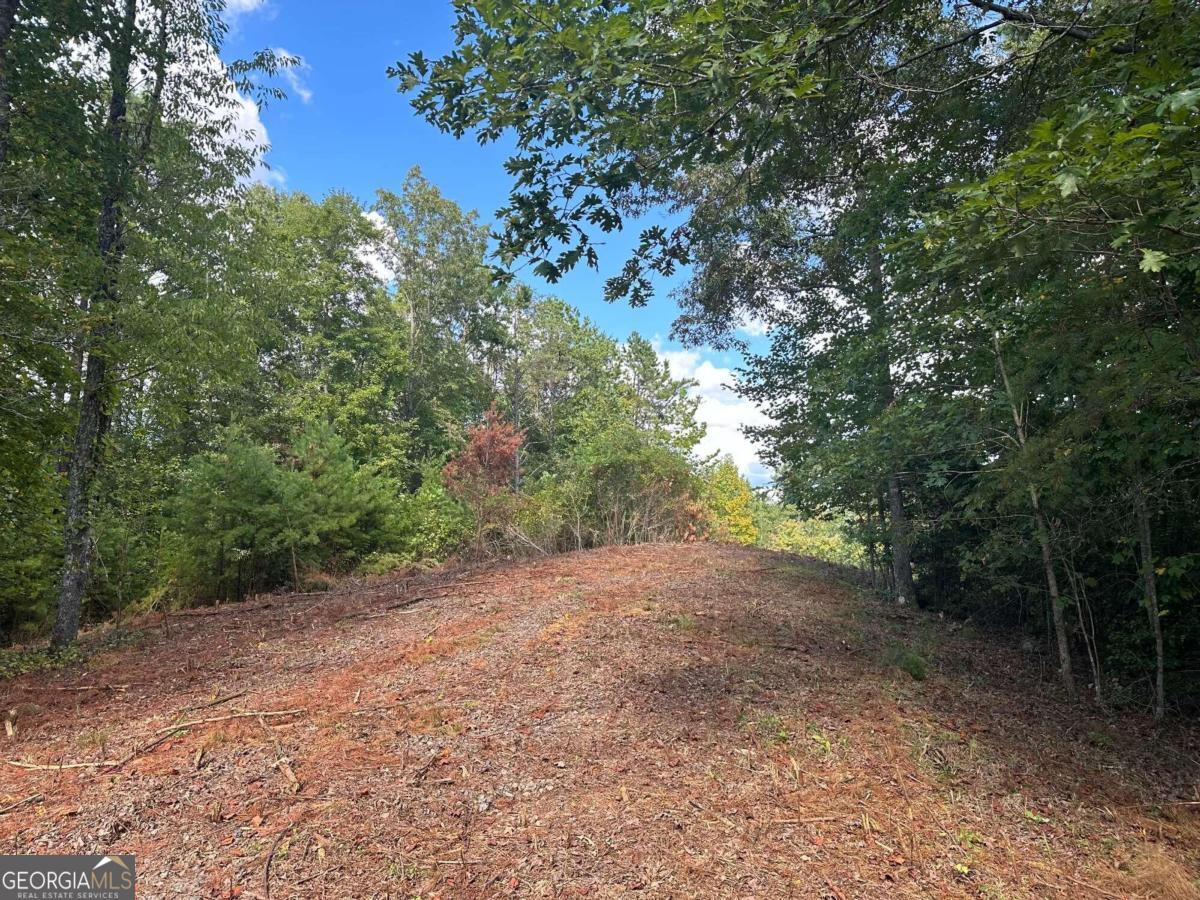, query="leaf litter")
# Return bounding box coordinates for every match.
[0,544,1197,898]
